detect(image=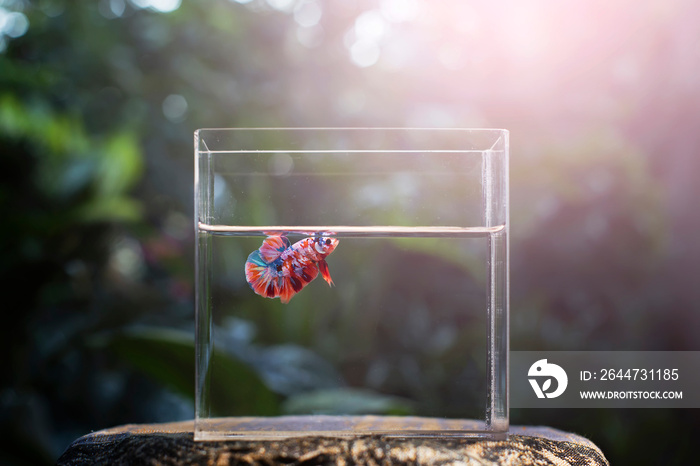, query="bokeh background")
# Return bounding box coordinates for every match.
[1,0,699,464]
